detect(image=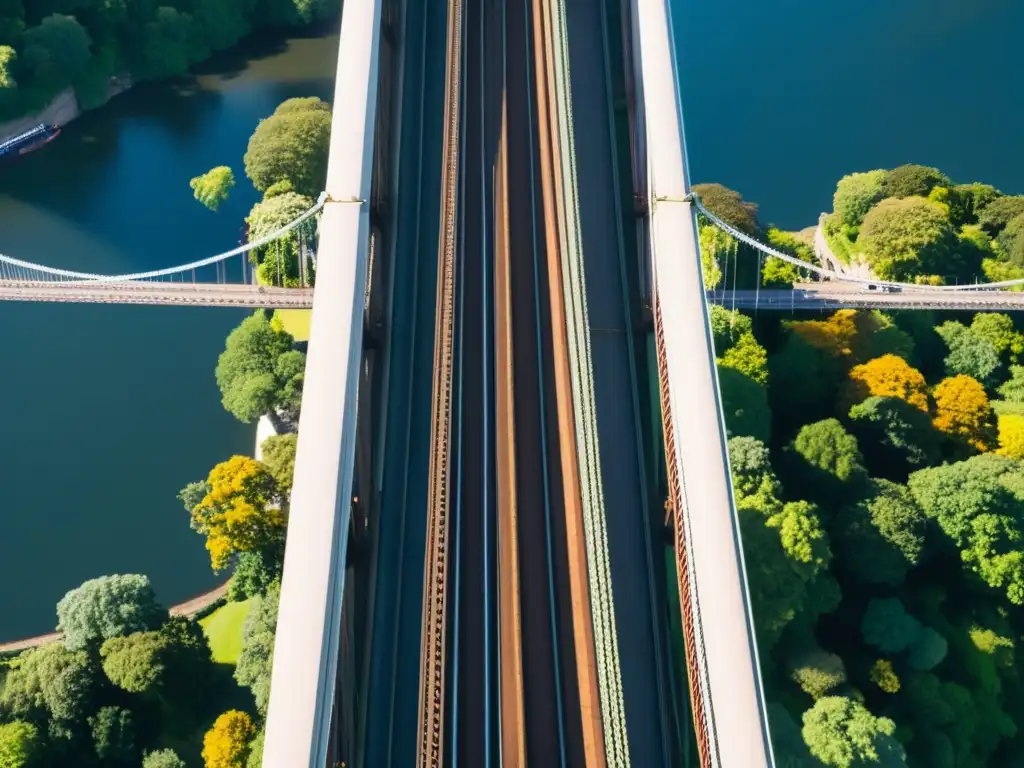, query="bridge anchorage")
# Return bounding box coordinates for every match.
[0,193,325,308]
